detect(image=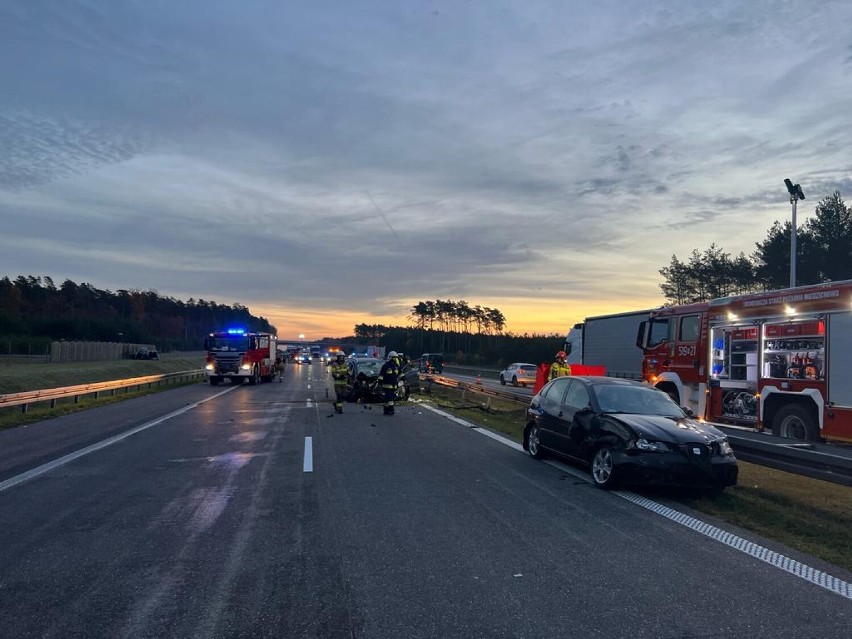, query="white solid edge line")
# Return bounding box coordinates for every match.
[303,436,313,473]
[0,385,240,494]
[419,403,852,601]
